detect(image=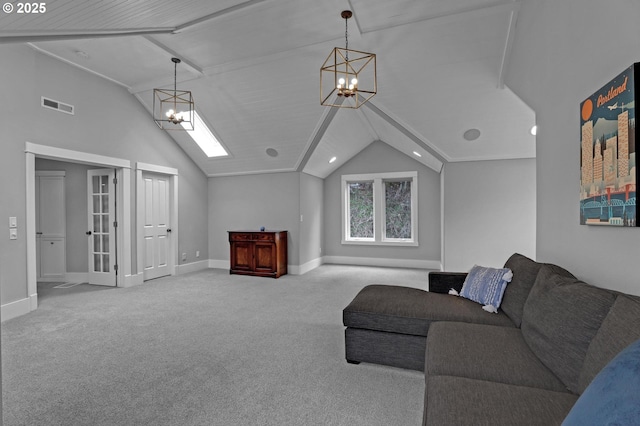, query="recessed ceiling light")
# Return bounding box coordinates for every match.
[463,128,481,141]
[329,156,337,164]
[530,125,538,136]
[413,151,422,157]
[266,148,279,157]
